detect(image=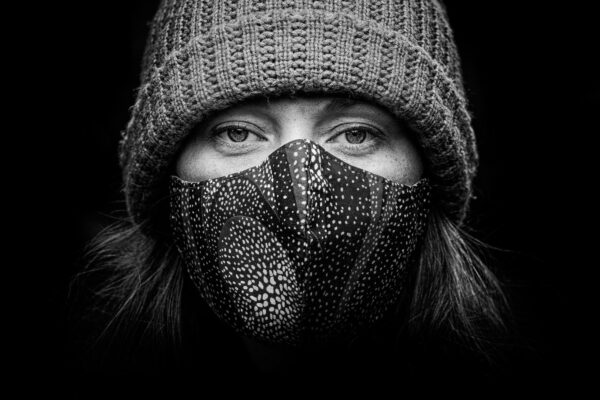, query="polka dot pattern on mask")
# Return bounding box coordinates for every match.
[169,139,431,345]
